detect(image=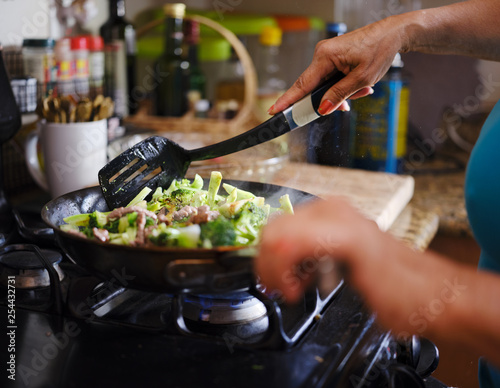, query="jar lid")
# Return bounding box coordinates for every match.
[260,26,282,46]
[23,39,55,48]
[70,36,89,51]
[164,3,186,18]
[86,35,104,51]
